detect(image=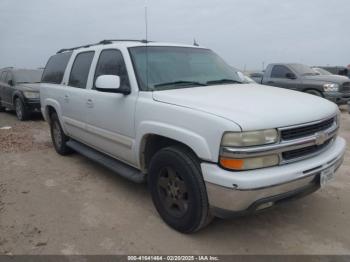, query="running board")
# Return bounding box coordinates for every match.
[66,140,145,183]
